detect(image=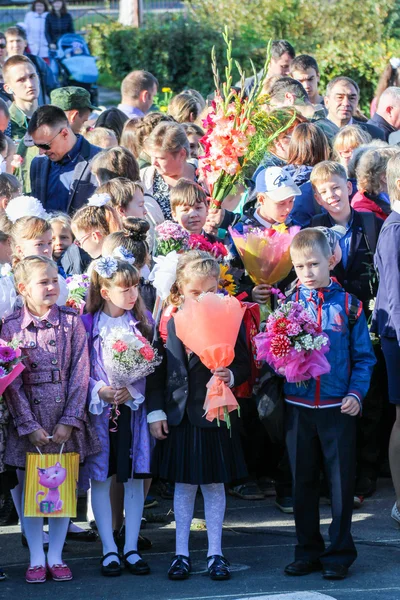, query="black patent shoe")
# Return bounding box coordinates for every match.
[207,555,231,580]
[123,550,150,575]
[100,552,121,577]
[168,555,191,580]
[322,564,348,580]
